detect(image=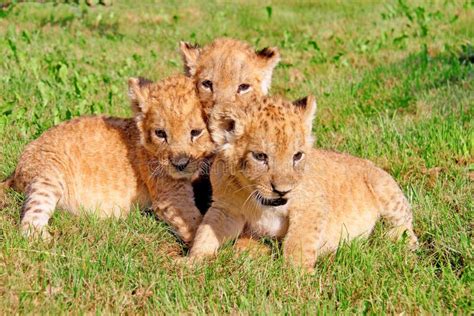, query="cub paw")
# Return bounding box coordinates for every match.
[21,224,52,242]
[283,249,317,273]
[387,227,419,250]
